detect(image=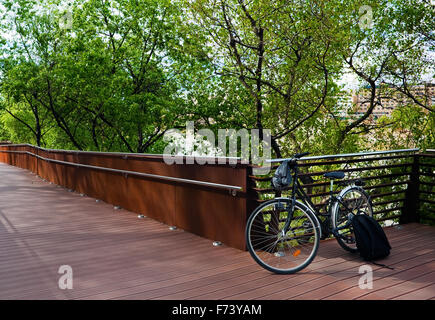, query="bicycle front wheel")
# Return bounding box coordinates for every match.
[246,199,320,274]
